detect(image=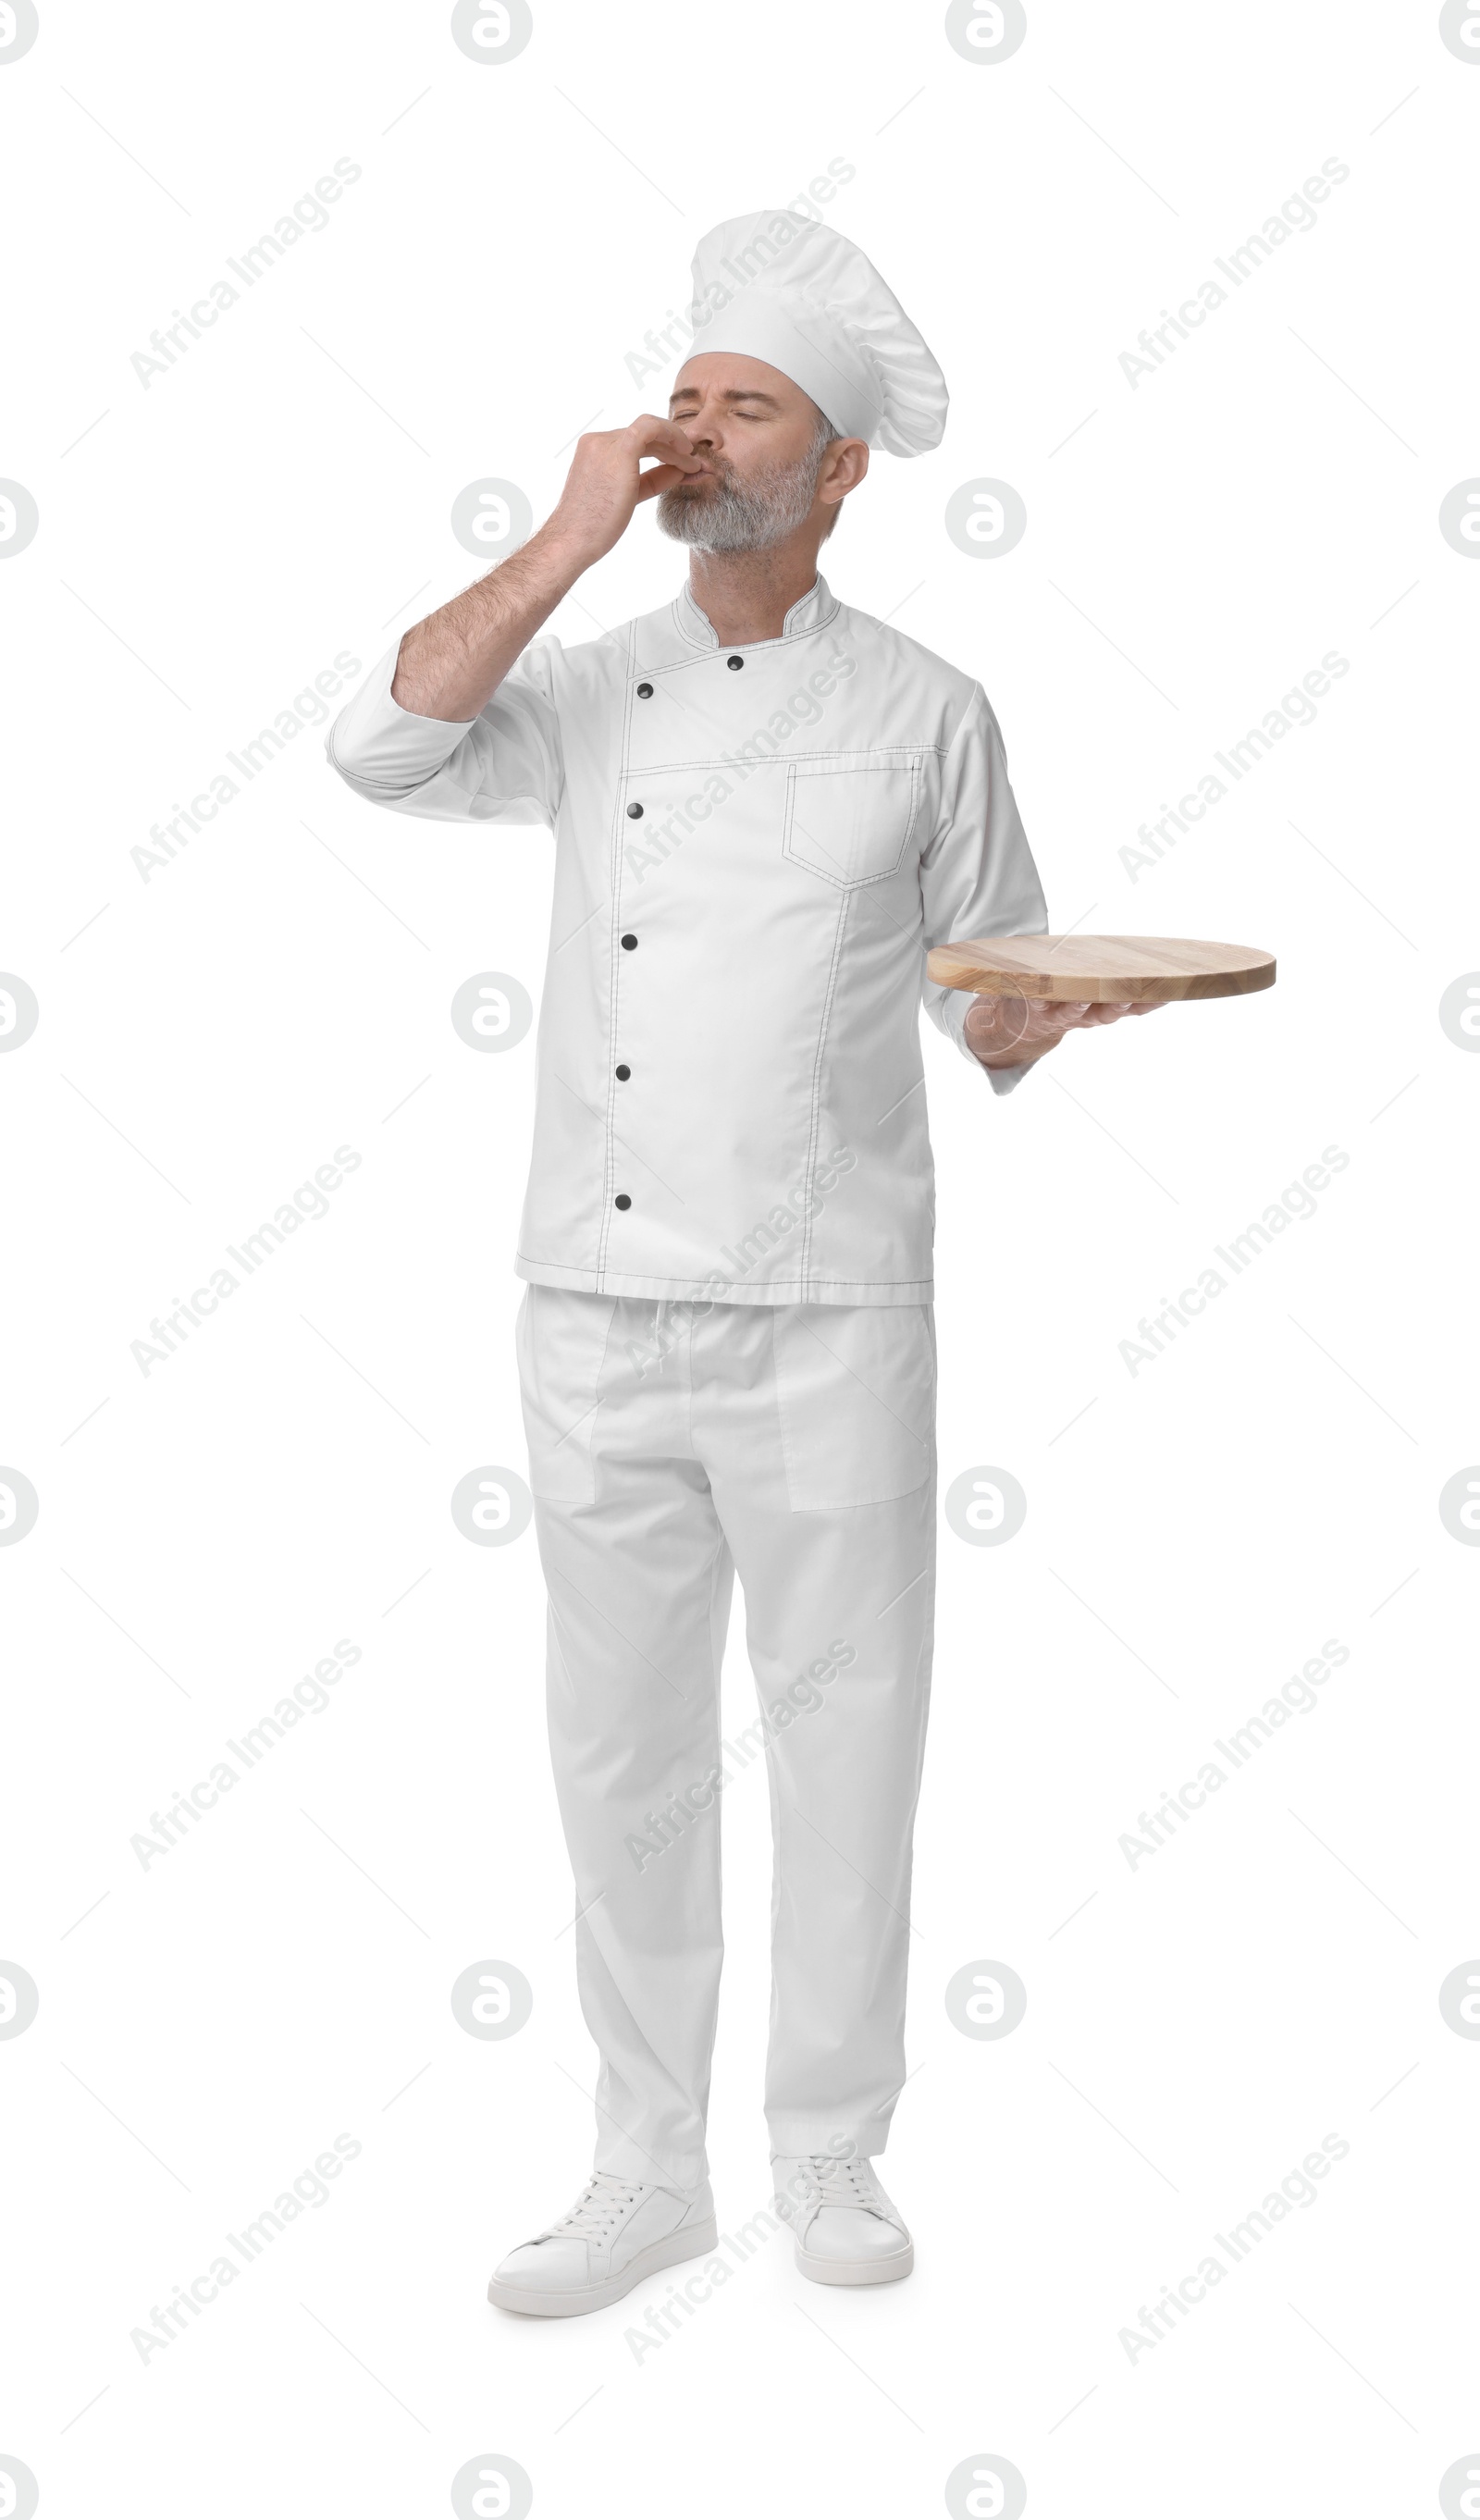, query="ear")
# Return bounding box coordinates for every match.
[820,439,870,508]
